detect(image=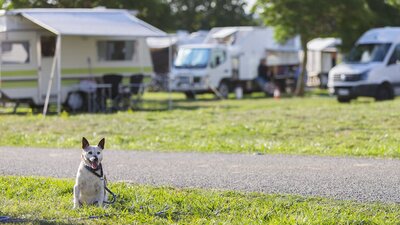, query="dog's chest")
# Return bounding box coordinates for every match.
[77,168,104,196]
